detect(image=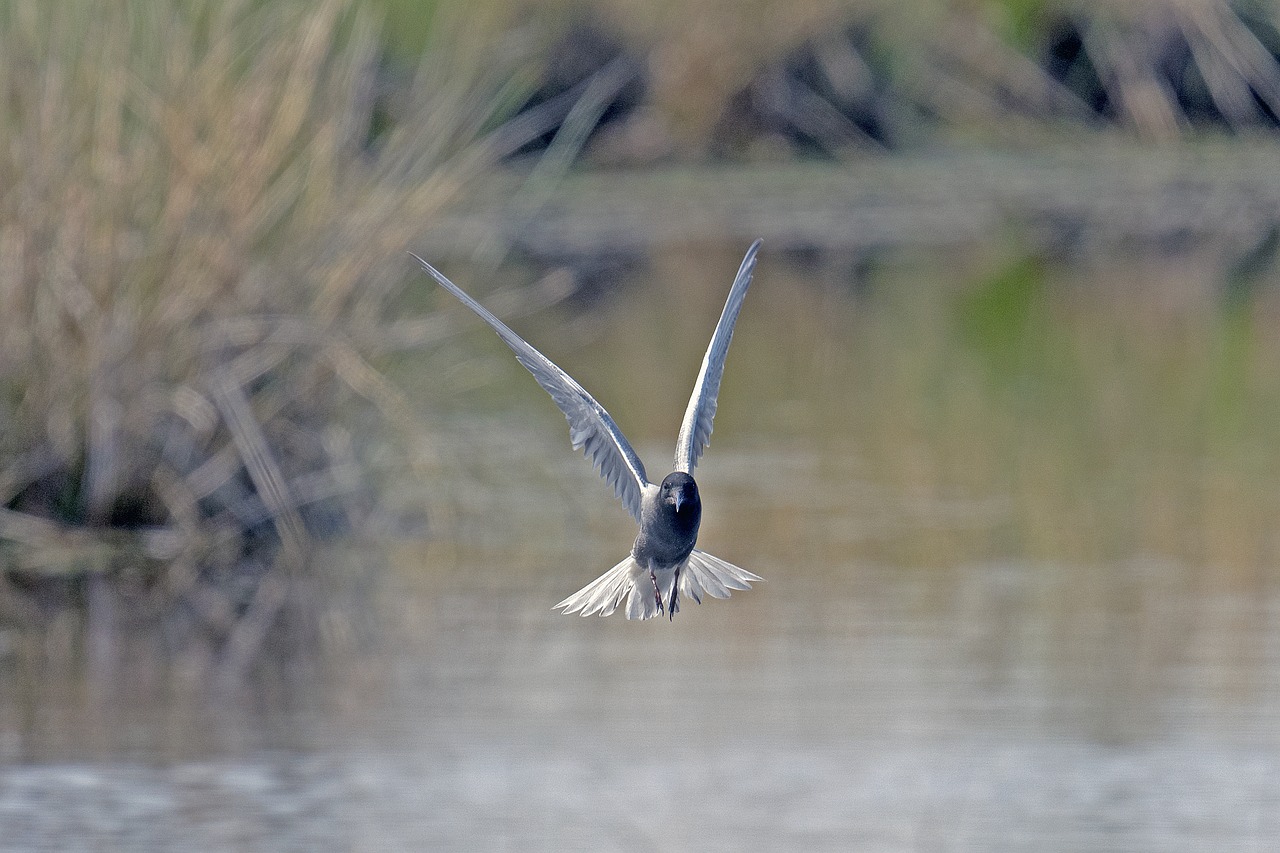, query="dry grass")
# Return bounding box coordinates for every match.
[0,0,542,678]
[523,0,1280,156]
